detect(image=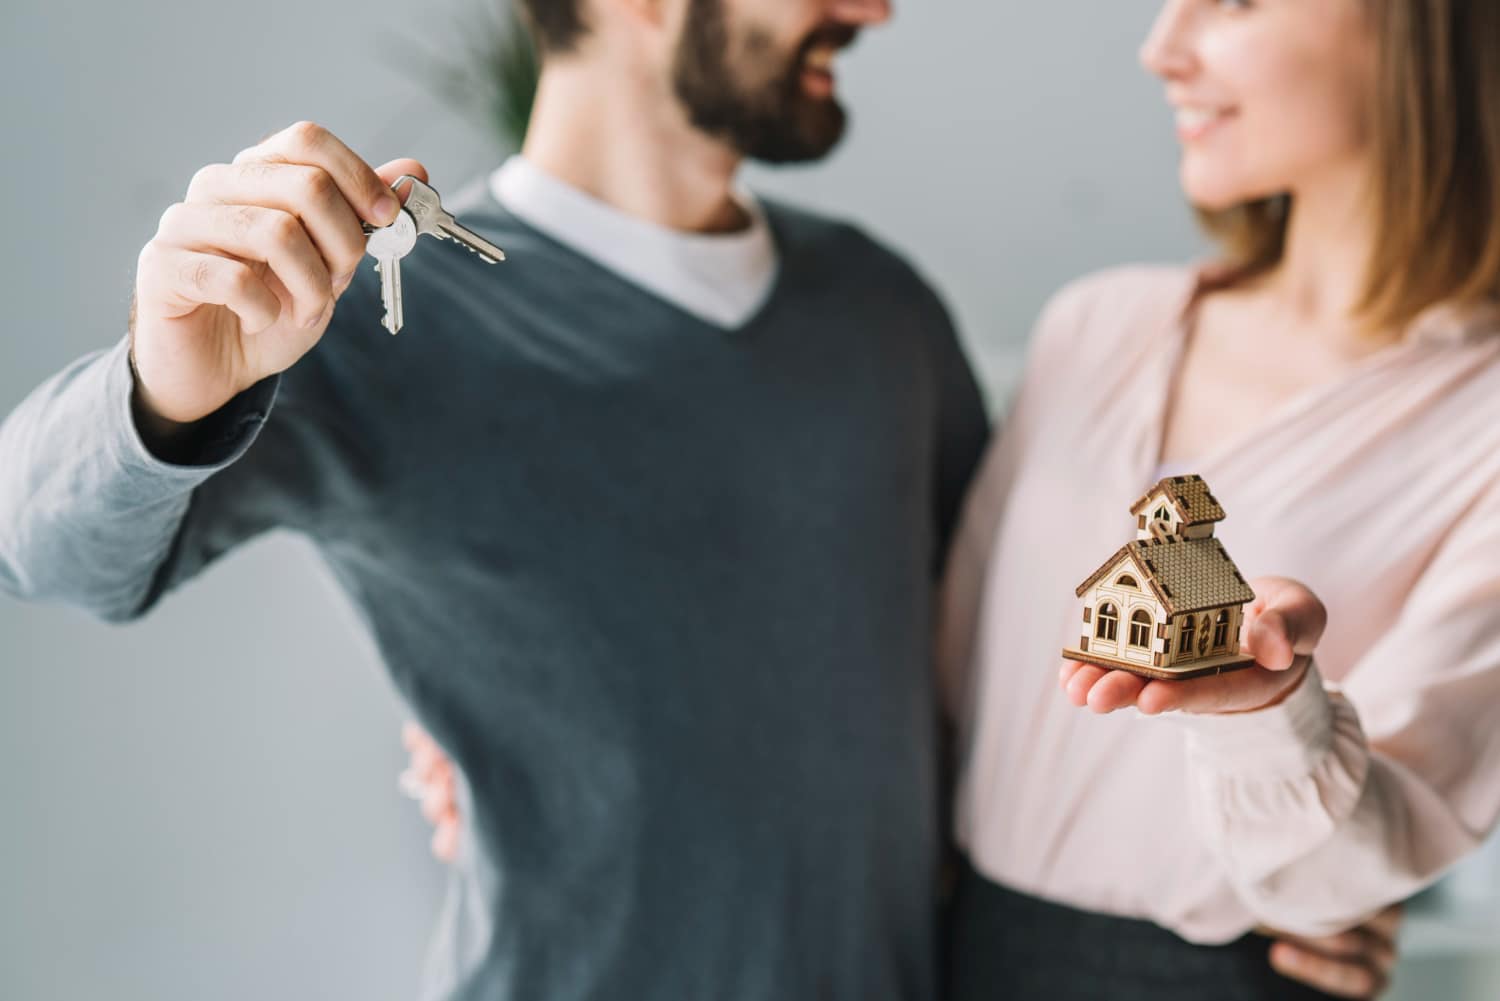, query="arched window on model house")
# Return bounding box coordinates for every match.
[1096,603,1119,642]
[1213,609,1231,648]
